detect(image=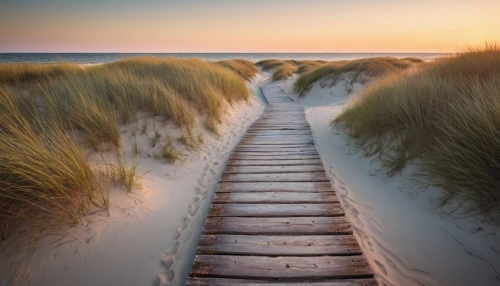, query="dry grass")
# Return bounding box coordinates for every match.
[0,86,107,238]
[256,59,326,81]
[333,45,500,217]
[294,57,424,96]
[0,57,251,237]
[217,59,259,80]
[0,63,83,86]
